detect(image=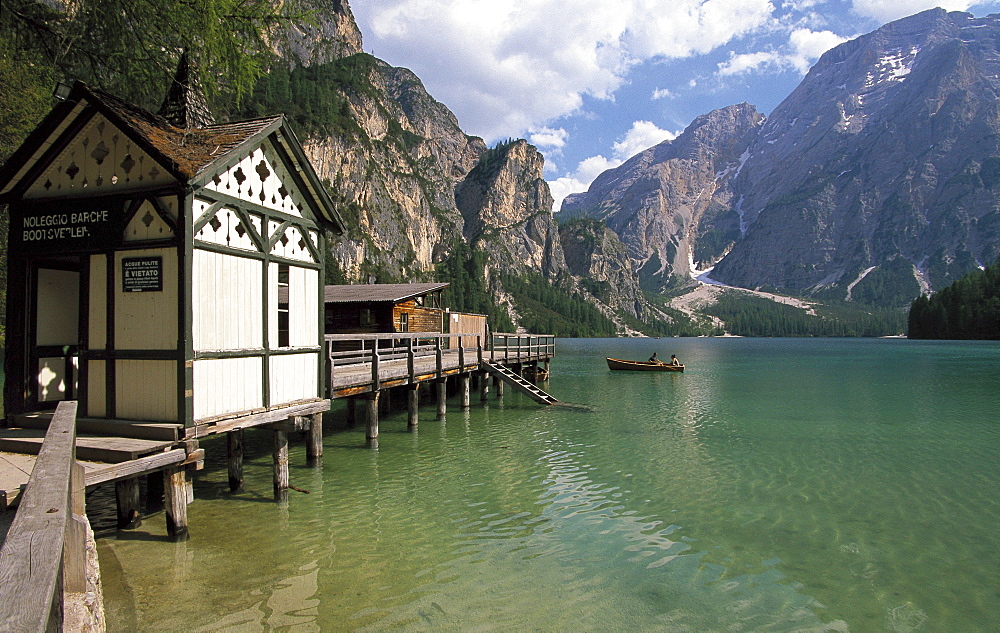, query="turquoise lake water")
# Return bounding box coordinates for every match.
[94,337,1000,632]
